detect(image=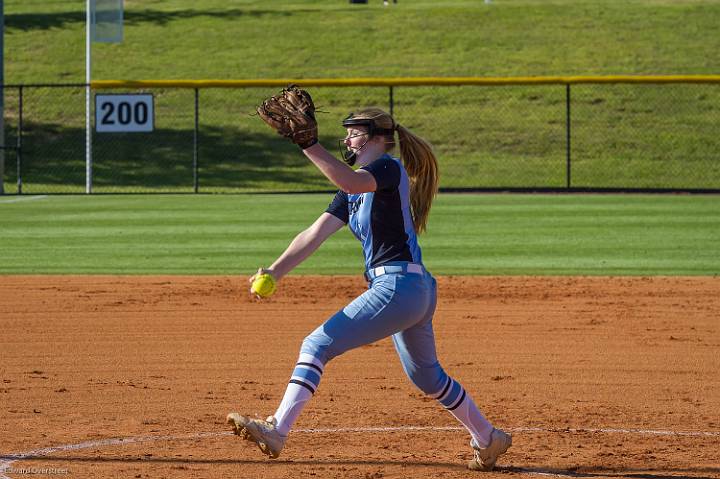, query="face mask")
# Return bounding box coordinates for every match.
[343,149,357,166]
[338,131,370,167]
